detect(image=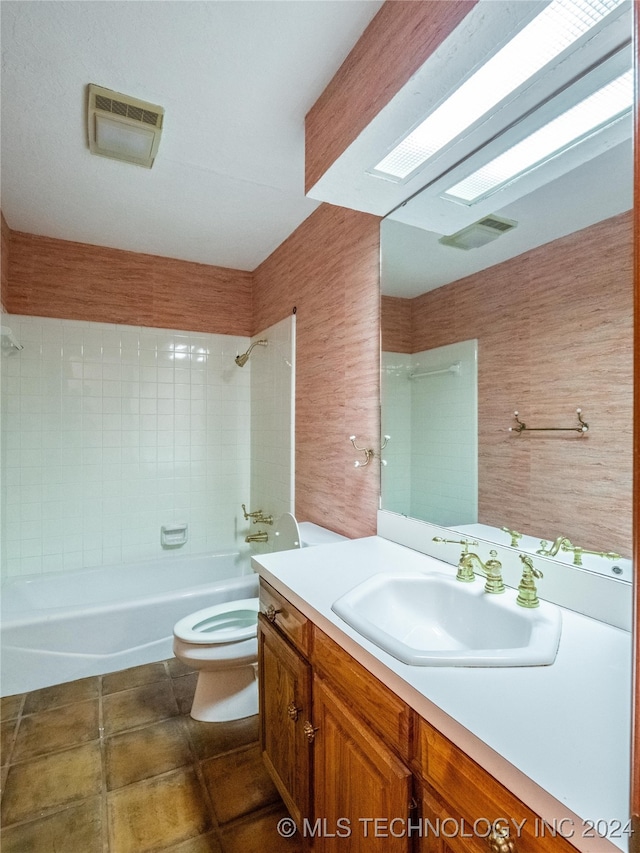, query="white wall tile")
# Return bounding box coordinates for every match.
[1,314,251,578]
